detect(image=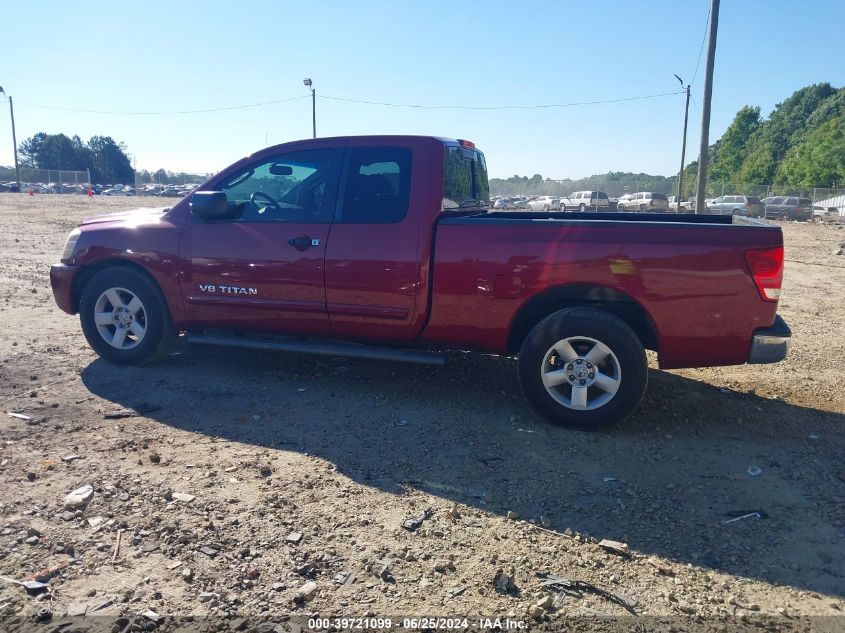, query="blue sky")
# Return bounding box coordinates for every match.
[1,0,843,179]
